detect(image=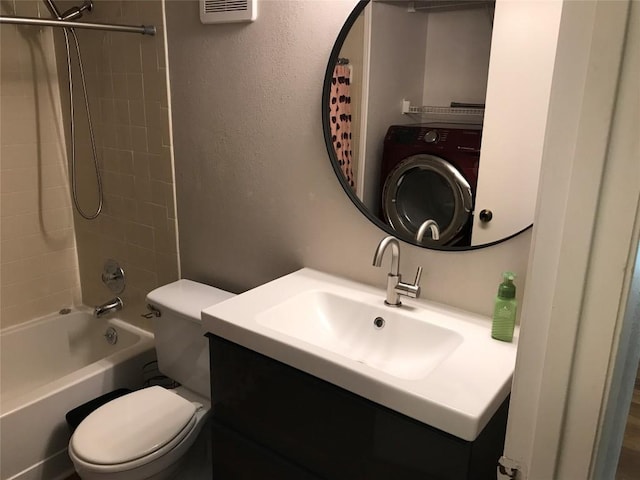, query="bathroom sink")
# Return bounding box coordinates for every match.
[256,290,463,380]
[202,268,518,441]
